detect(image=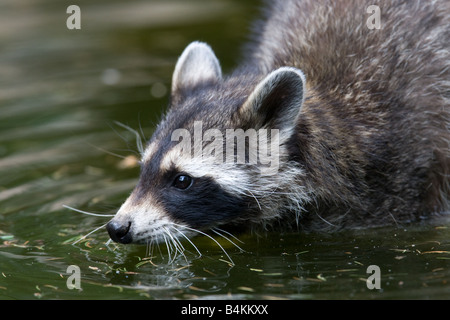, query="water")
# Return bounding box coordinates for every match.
[0,0,449,300]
